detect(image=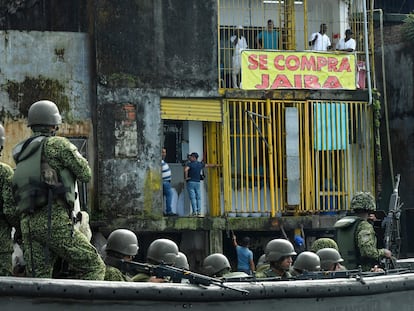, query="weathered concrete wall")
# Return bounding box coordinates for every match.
[96,88,162,219]
[95,0,218,94]
[375,24,414,255]
[94,0,220,222]
[0,31,93,166]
